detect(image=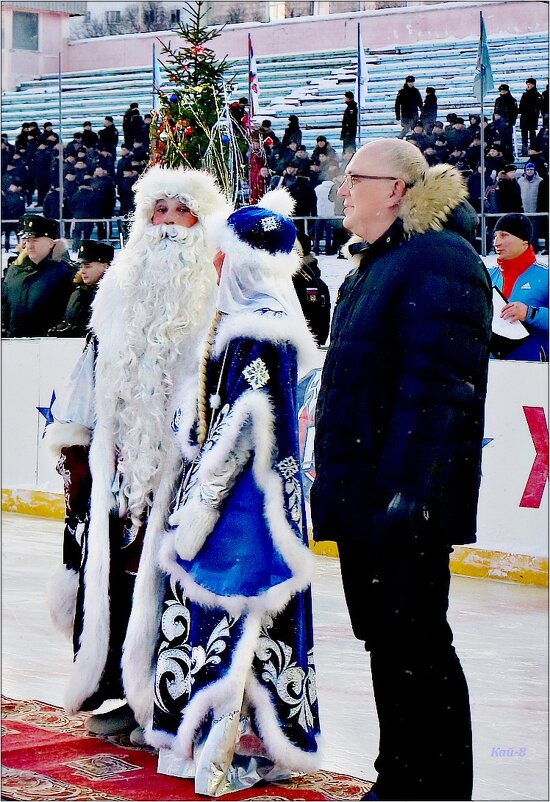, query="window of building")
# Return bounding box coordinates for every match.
[105,10,121,24]
[12,11,38,51]
[171,9,181,24]
[143,8,156,24]
[269,1,286,21]
[313,1,330,13]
